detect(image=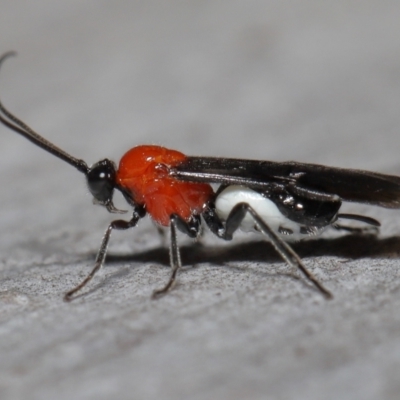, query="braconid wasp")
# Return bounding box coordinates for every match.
[1,51,399,301]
